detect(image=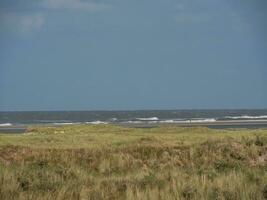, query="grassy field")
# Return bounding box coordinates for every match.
[0,125,267,200]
